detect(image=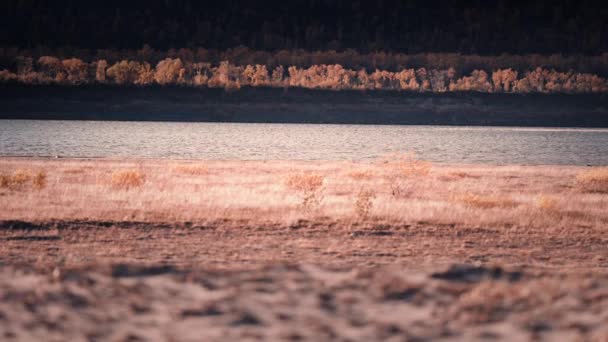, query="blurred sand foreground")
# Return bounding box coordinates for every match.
[0,157,607,341]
